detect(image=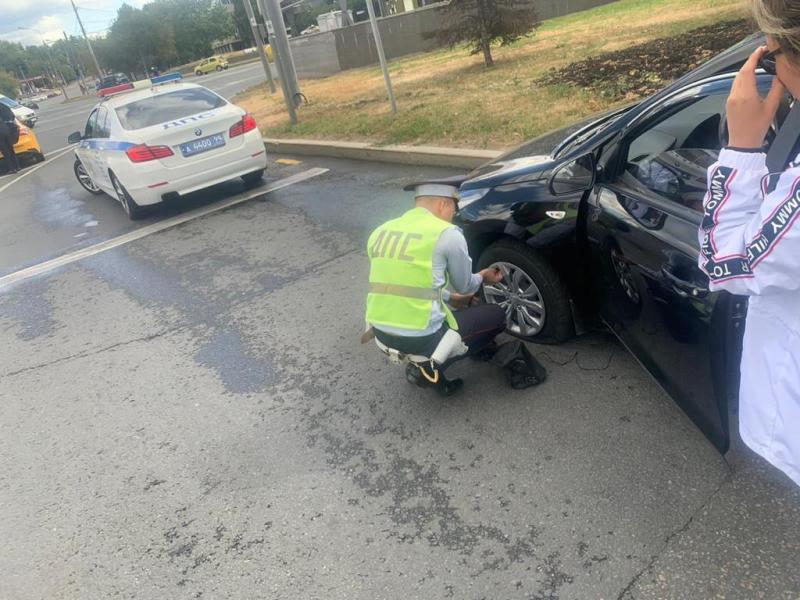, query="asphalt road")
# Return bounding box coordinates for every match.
[1,65,799,599]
